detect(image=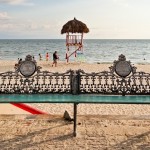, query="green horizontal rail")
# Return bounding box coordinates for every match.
[0,94,150,104]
